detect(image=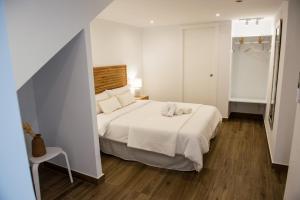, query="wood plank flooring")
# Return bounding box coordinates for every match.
[39,118,287,200]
